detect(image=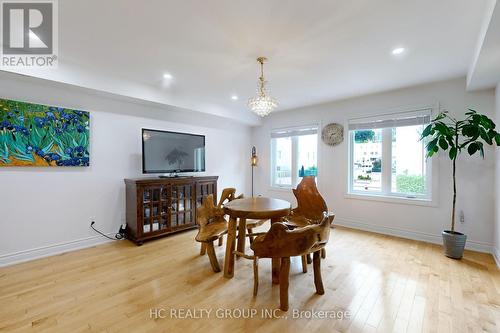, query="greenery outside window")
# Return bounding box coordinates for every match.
[348,109,432,200]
